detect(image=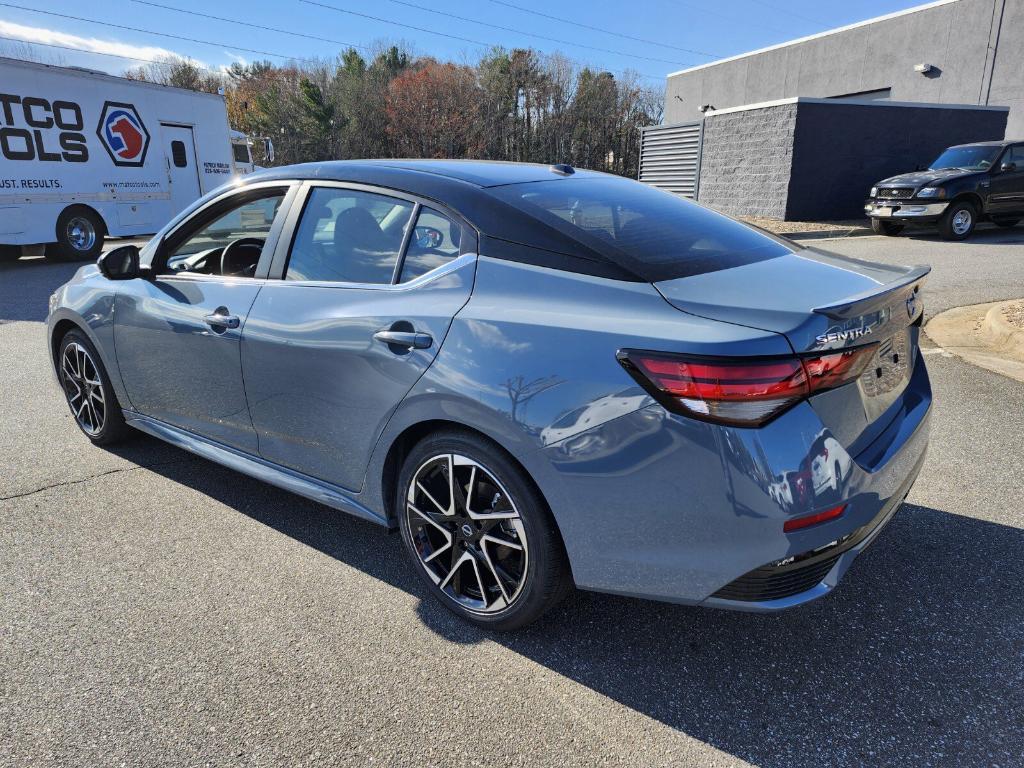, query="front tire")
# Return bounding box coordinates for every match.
[871,218,903,236]
[939,201,976,241]
[57,330,132,445]
[46,207,105,262]
[397,431,571,630]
